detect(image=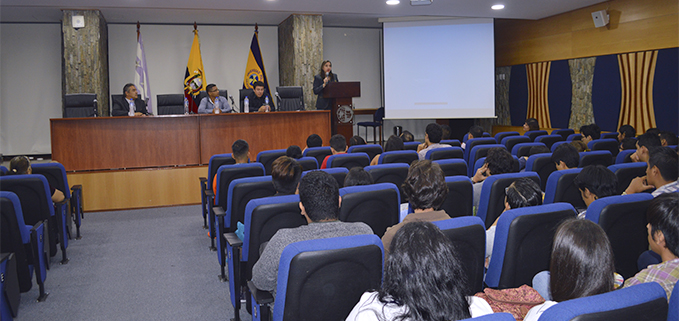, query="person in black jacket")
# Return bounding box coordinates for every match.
[111,83,149,116]
[246,81,271,112]
[313,60,338,110]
